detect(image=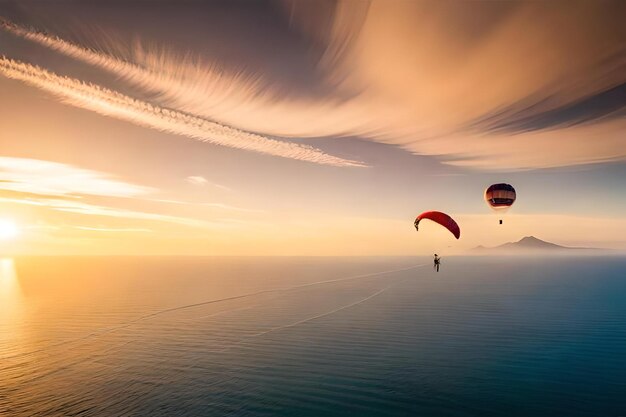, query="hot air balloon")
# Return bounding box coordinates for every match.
[484,183,516,224]
[414,211,460,239]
